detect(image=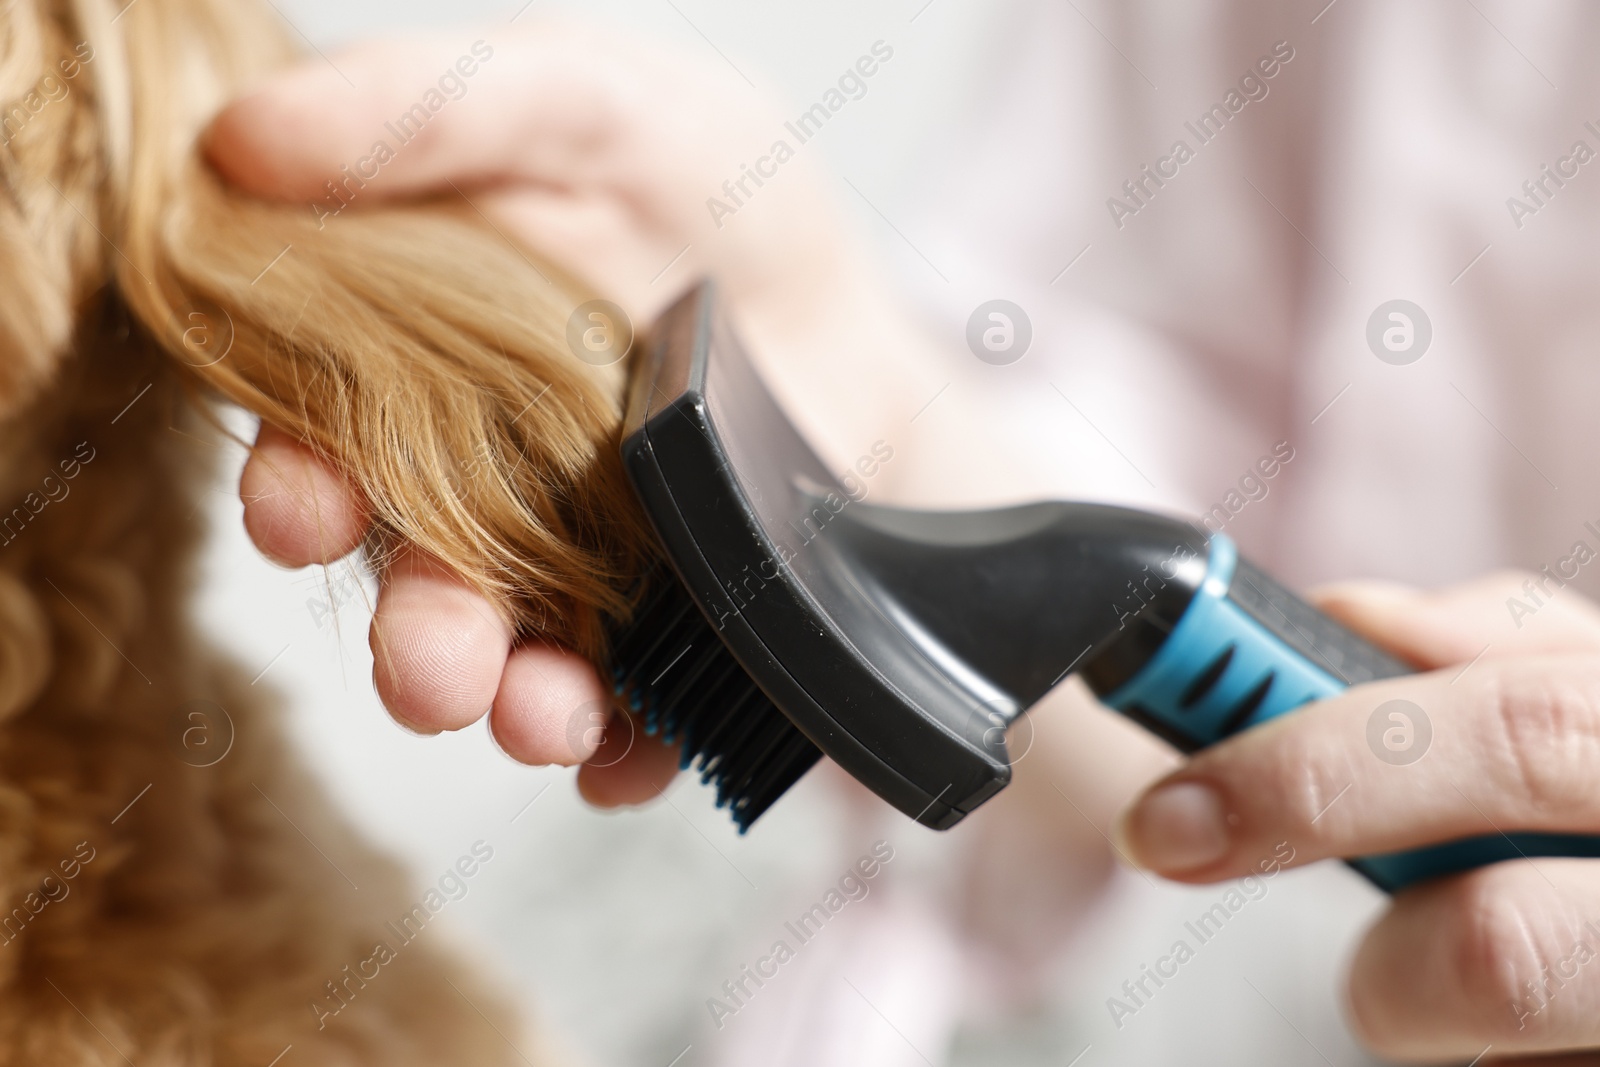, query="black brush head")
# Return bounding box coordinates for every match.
[612,281,1204,832]
[607,565,821,831]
